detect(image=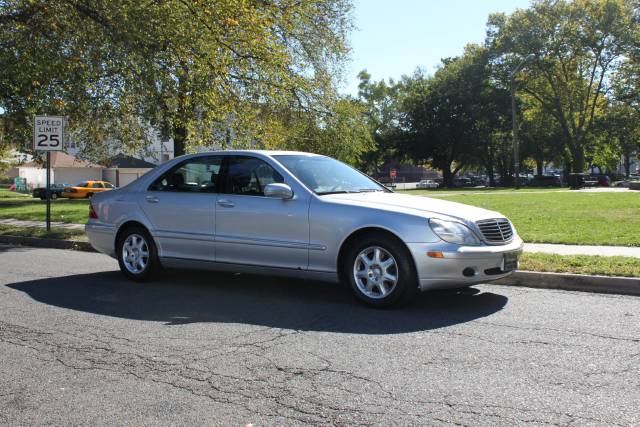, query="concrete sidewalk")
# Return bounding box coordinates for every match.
[524,243,640,258]
[1,217,639,258]
[0,218,85,231]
